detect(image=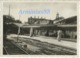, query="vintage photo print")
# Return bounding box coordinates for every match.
[3,2,77,55]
